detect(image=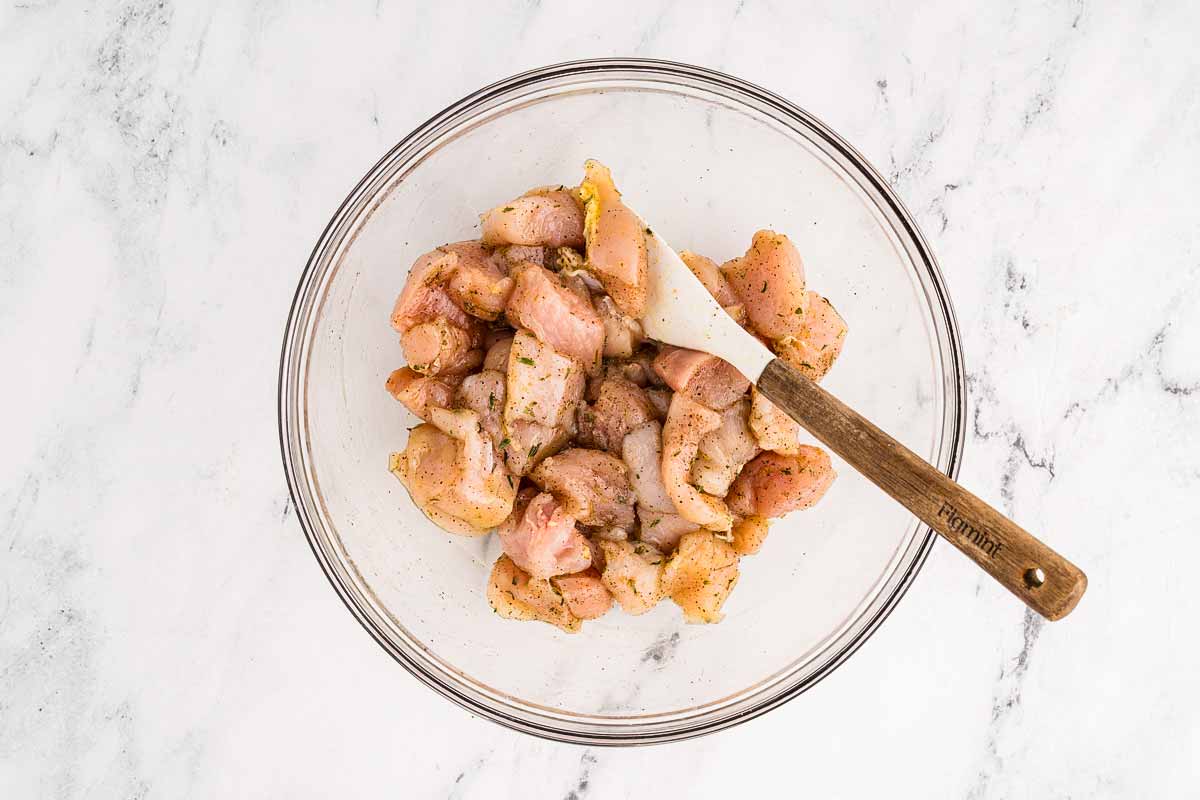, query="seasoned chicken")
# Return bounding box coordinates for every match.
[774,290,848,382]
[482,333,514,373]
[497,489,592,579]
[620,421,675,513]
[502,331,585,475]
[385,367,459,422]
[690,398,760,497]
[481,187,586,249]
[595,295,644,358]
[578,160,648,317]
[730,515,770,556]
[644,387,672,419]
[748,387,804,455]
[598,539,664,615]
[456,370,506,455]
[680,250,746,322]
[721,230,809,341]
[551,567,613,620]
[505,263,604,369]
[530,448,636,529]
[389,408,516,534]
[390,247,475,334]
[637,508,699,553]
[487,554,580,633]
[652,346,750,410]
[577,377,657,454]
[661,531,740,624]
[400,318,484,376]
[727,446,836,518]
[661,394,734,532]
[440,241,514,321]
